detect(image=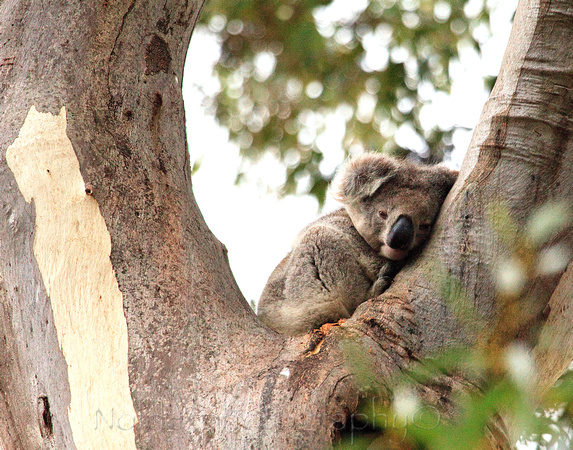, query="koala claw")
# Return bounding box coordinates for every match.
[369,275,393,298]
